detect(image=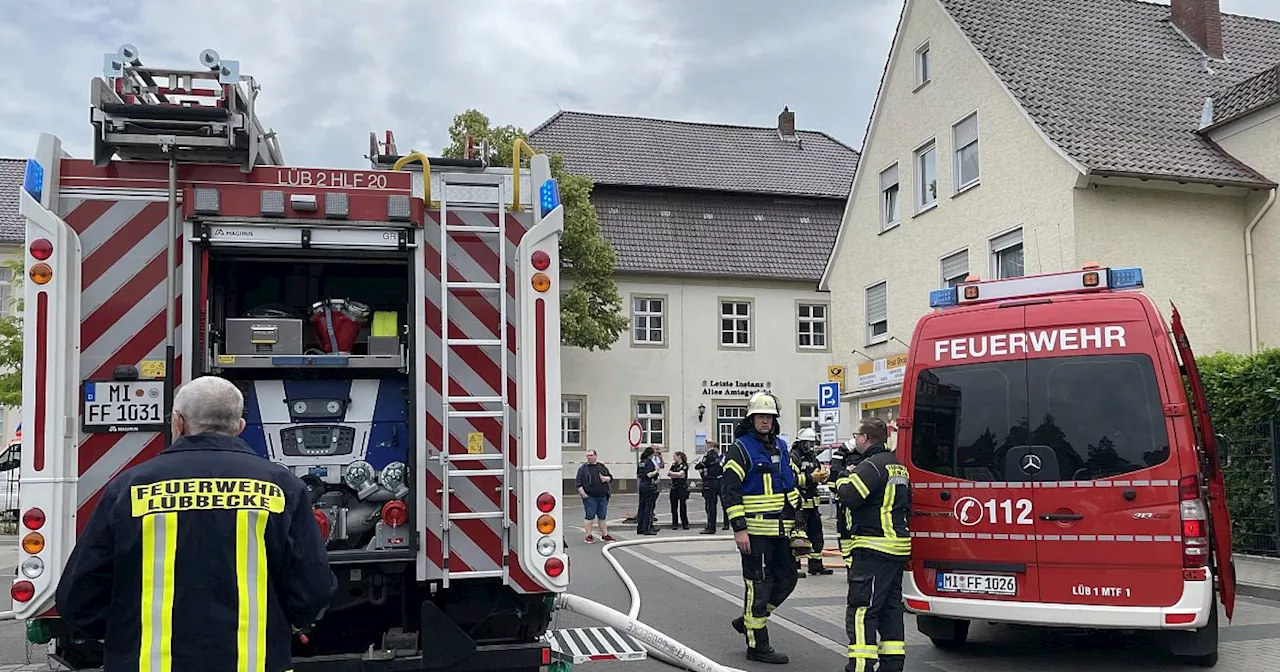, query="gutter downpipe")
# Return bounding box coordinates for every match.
[1246,188,1275,354]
